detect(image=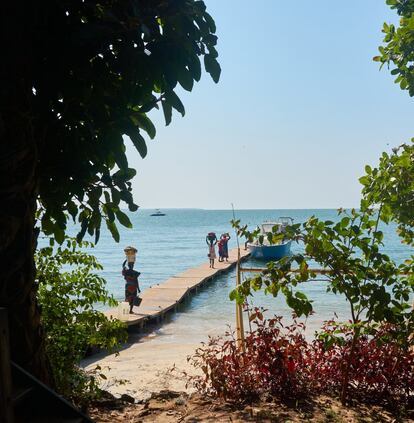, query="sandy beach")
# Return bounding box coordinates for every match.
[81,318,318,403]
[82,330,200,401]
